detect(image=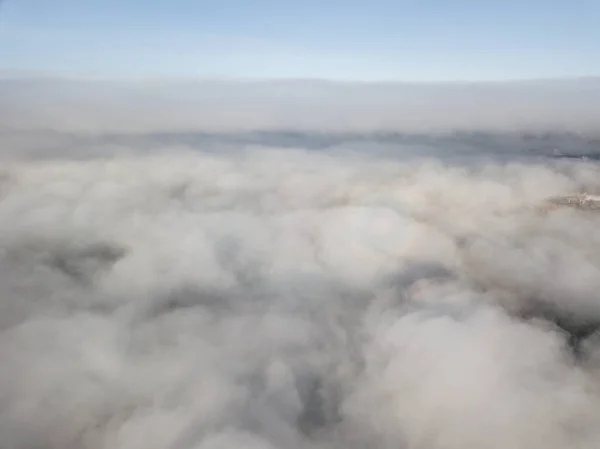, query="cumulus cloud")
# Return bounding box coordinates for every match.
[1,77,600,449]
